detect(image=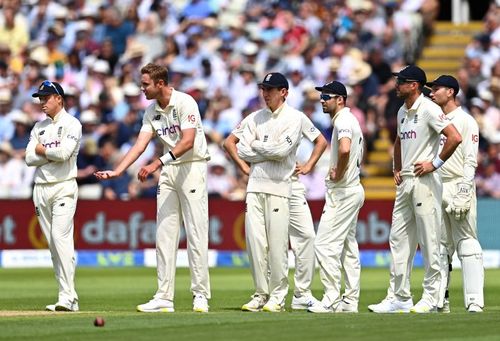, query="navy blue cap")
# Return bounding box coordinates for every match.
[258,72,289,90]
[32,80,65,98]
[392,65,427,85]
[315,81,347,97]
[426,75,459,95]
